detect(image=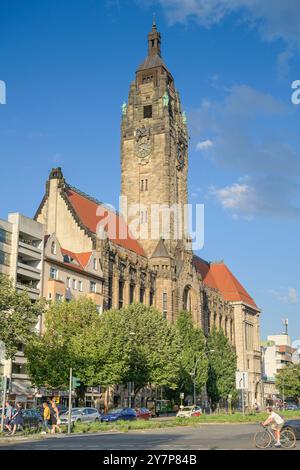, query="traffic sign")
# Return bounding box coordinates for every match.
[180,393,184,399]
[236,371,248,390]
